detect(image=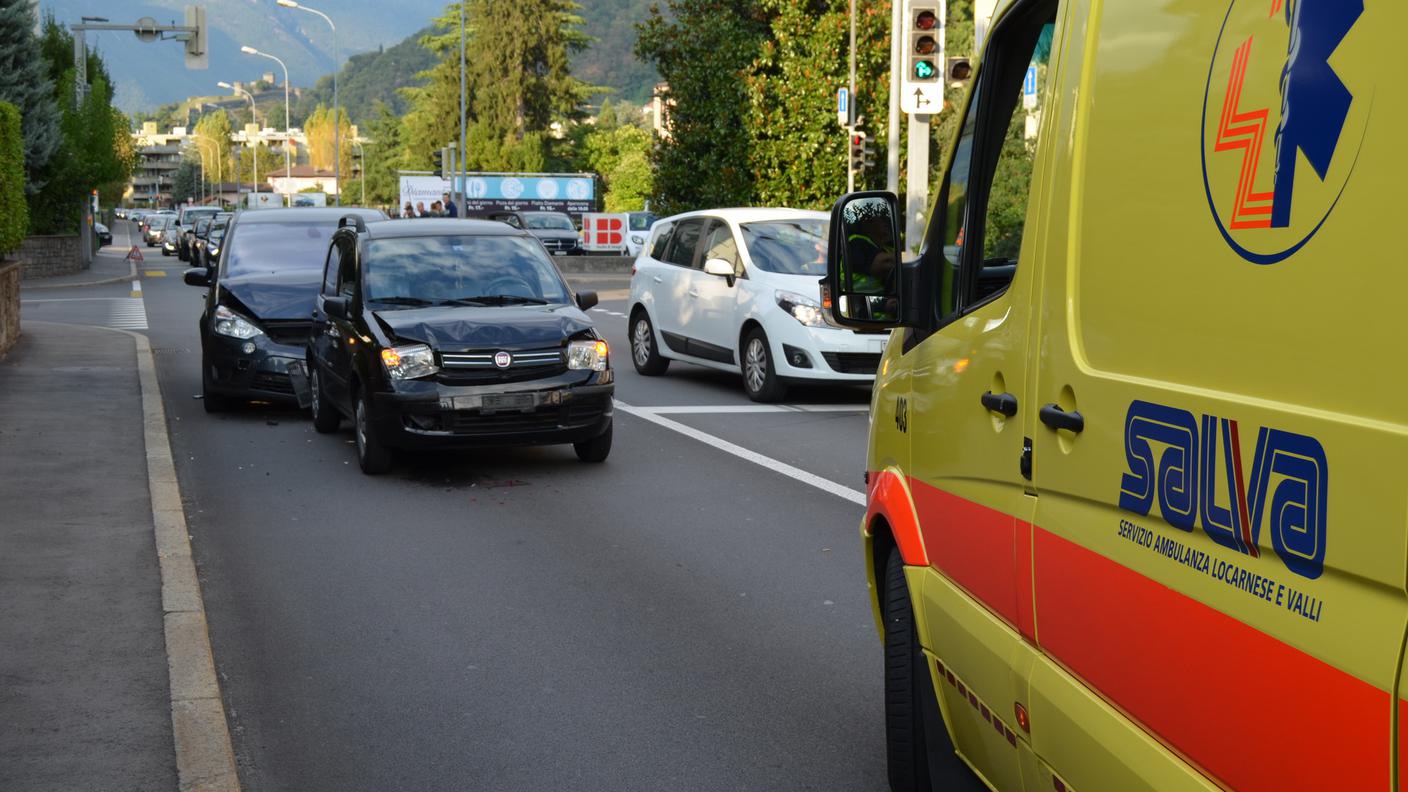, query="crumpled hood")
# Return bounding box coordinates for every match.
[219,270,322,321]
[373,304,593,350]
